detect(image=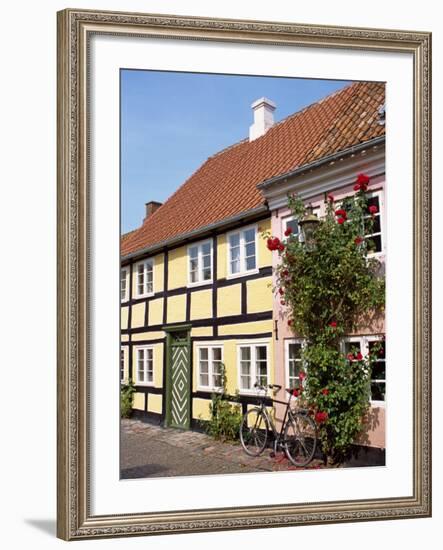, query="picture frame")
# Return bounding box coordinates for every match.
[57,8,431,540]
